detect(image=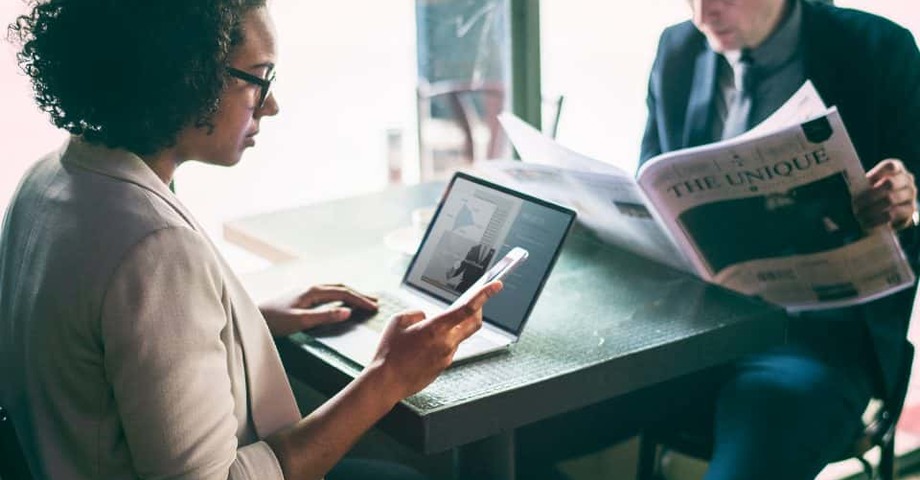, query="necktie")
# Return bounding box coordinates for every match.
[721,51,755,140]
